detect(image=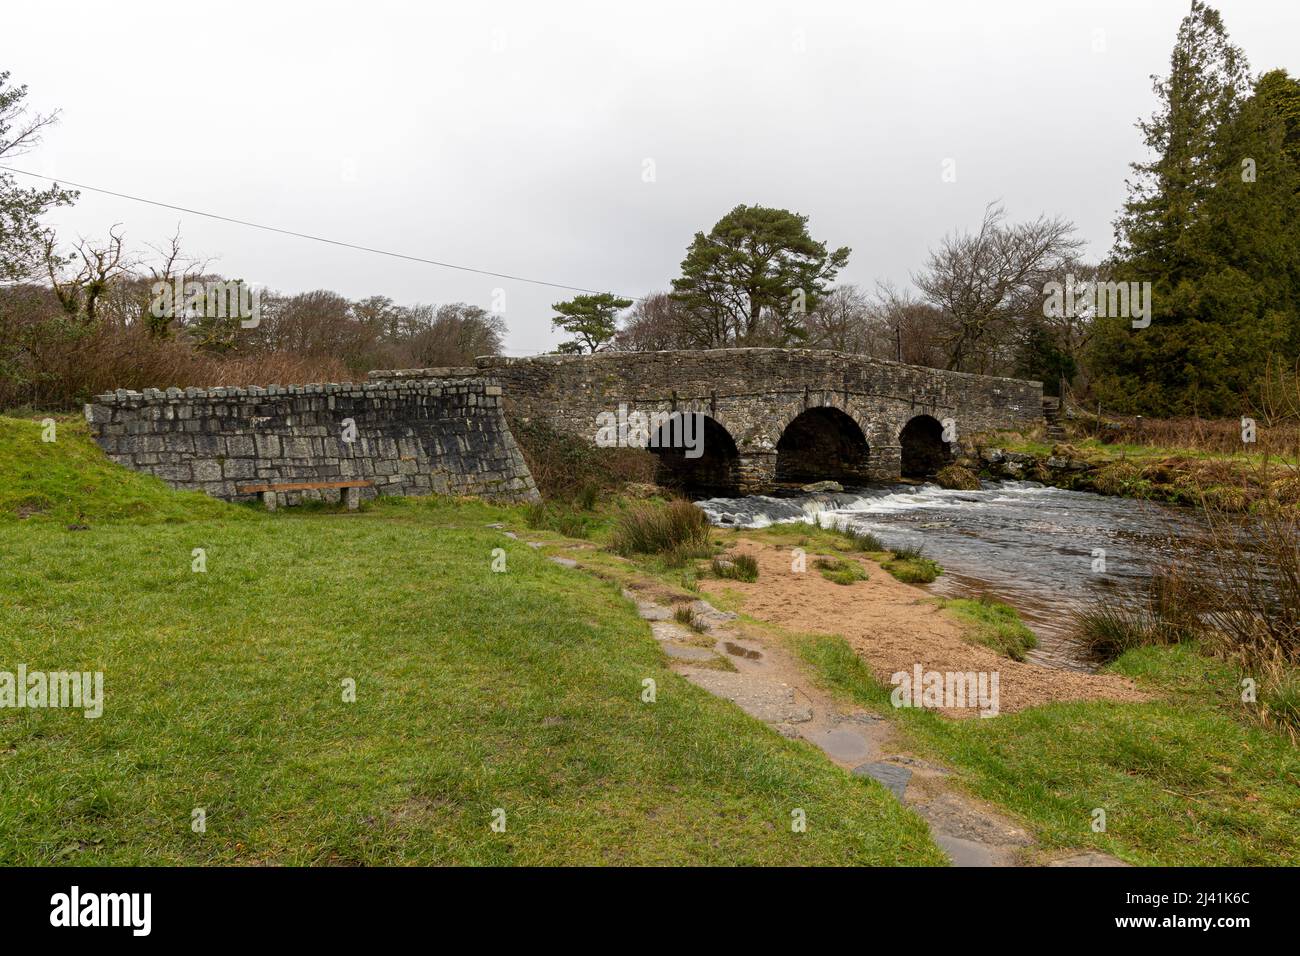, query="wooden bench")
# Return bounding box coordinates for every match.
[236,479,374,512]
